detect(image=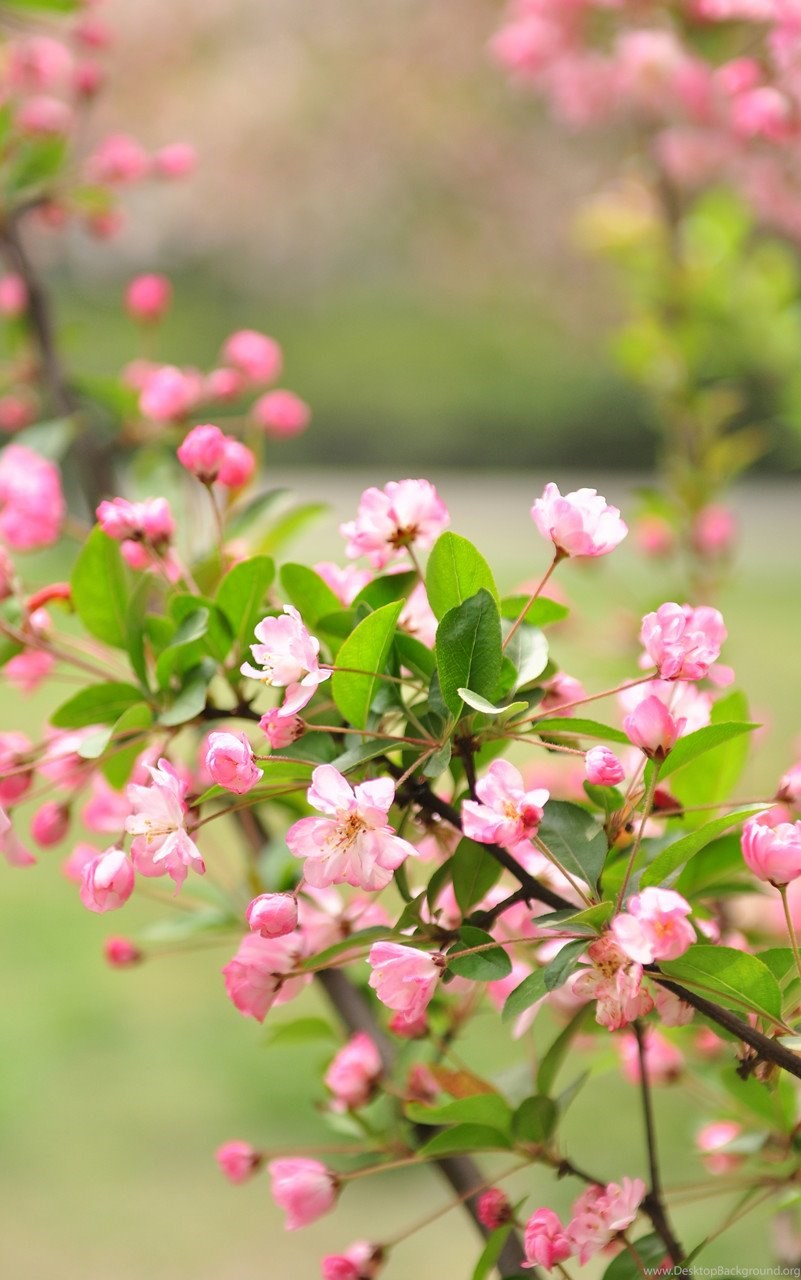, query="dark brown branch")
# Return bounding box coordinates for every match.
[633,1021,684,1265]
